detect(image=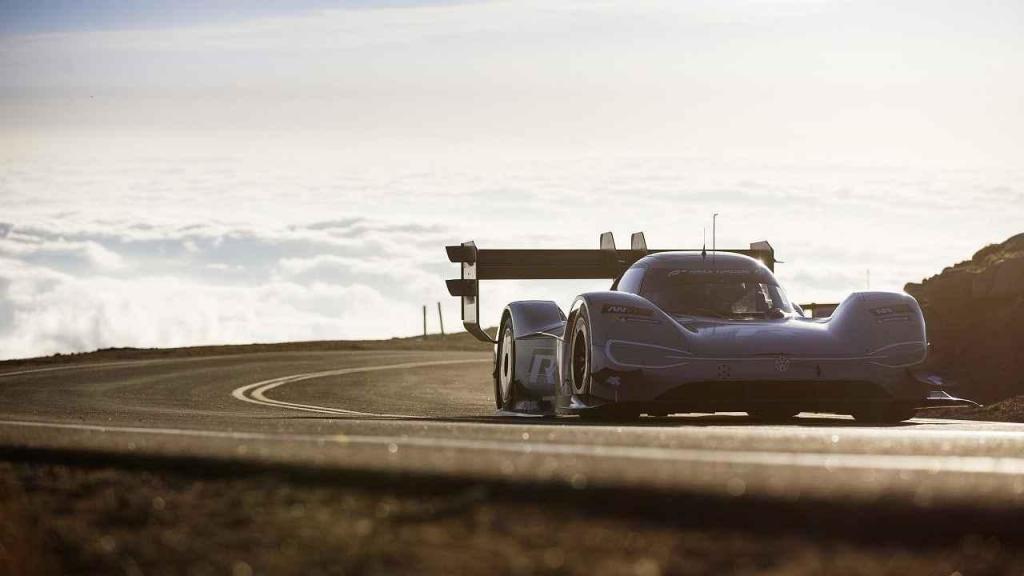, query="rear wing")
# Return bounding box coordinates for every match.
[446,232,777,342]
